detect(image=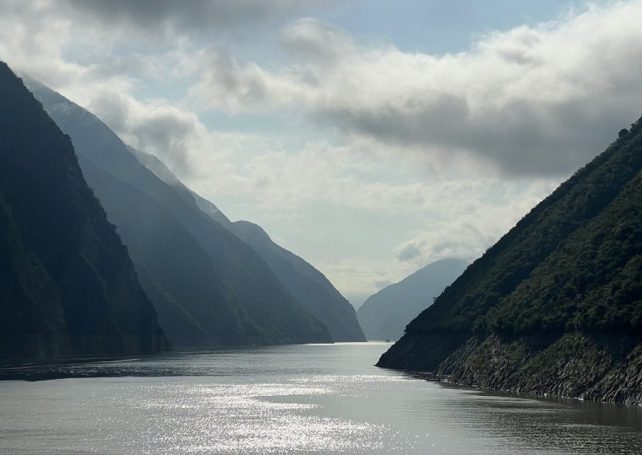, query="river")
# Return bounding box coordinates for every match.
[0,342,640,454]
